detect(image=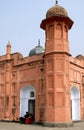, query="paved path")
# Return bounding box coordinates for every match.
[0,122,84,130]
